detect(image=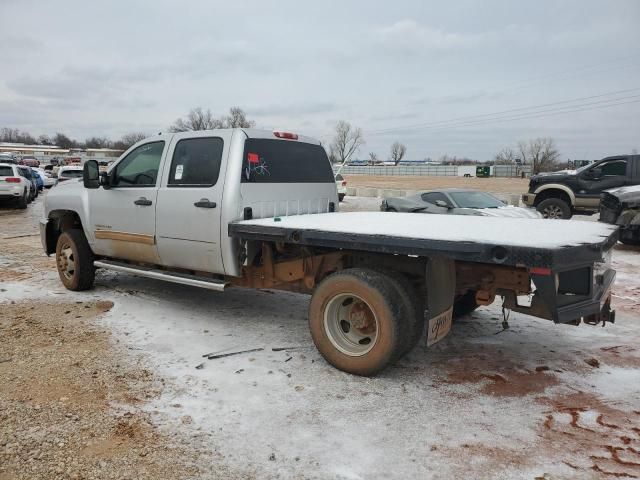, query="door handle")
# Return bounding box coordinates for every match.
[194,198,217,208]
[134,197,153,206]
